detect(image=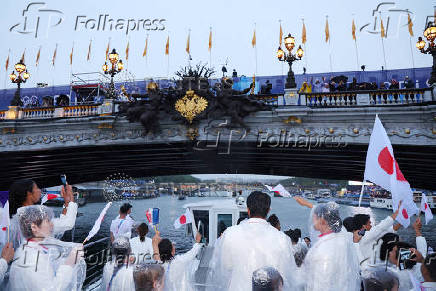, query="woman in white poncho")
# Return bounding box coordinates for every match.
[8,205,86,291]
